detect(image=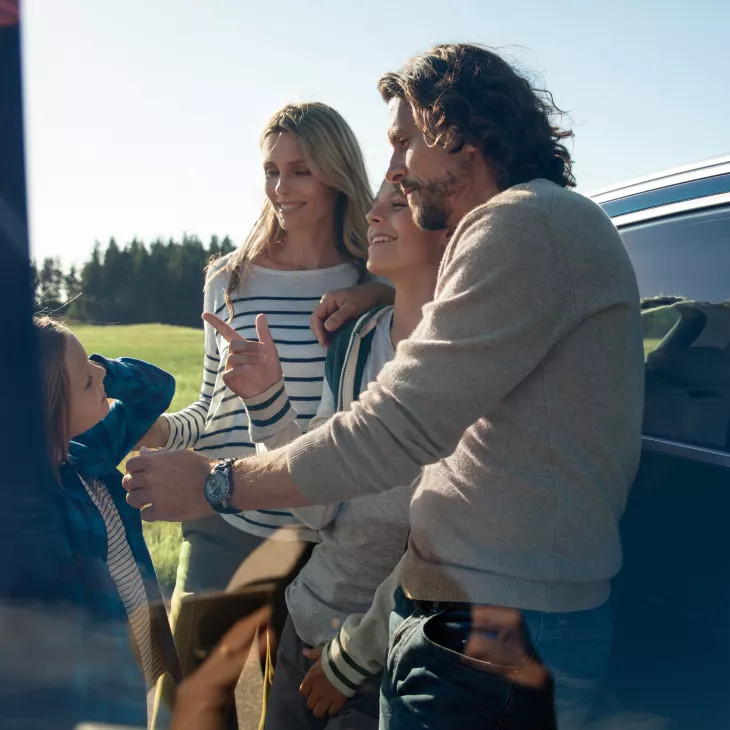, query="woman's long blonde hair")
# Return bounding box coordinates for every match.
[219,102,373,319]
